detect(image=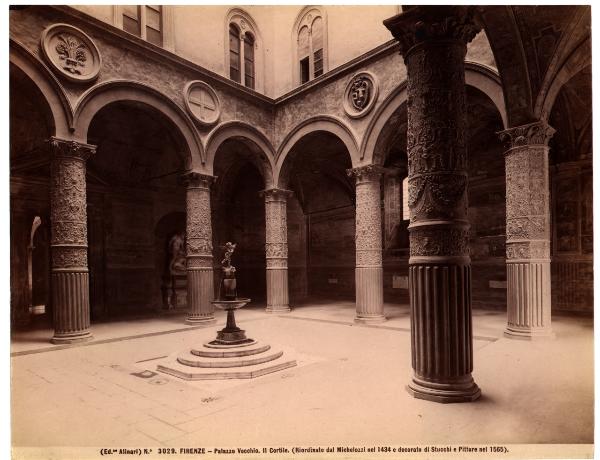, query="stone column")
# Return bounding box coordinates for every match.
[262,188,292,313]
[499,121,555,339]
[385,6,481,402]
[348,165,385,323]
[184,172,216,325]
[49,137,95,344]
